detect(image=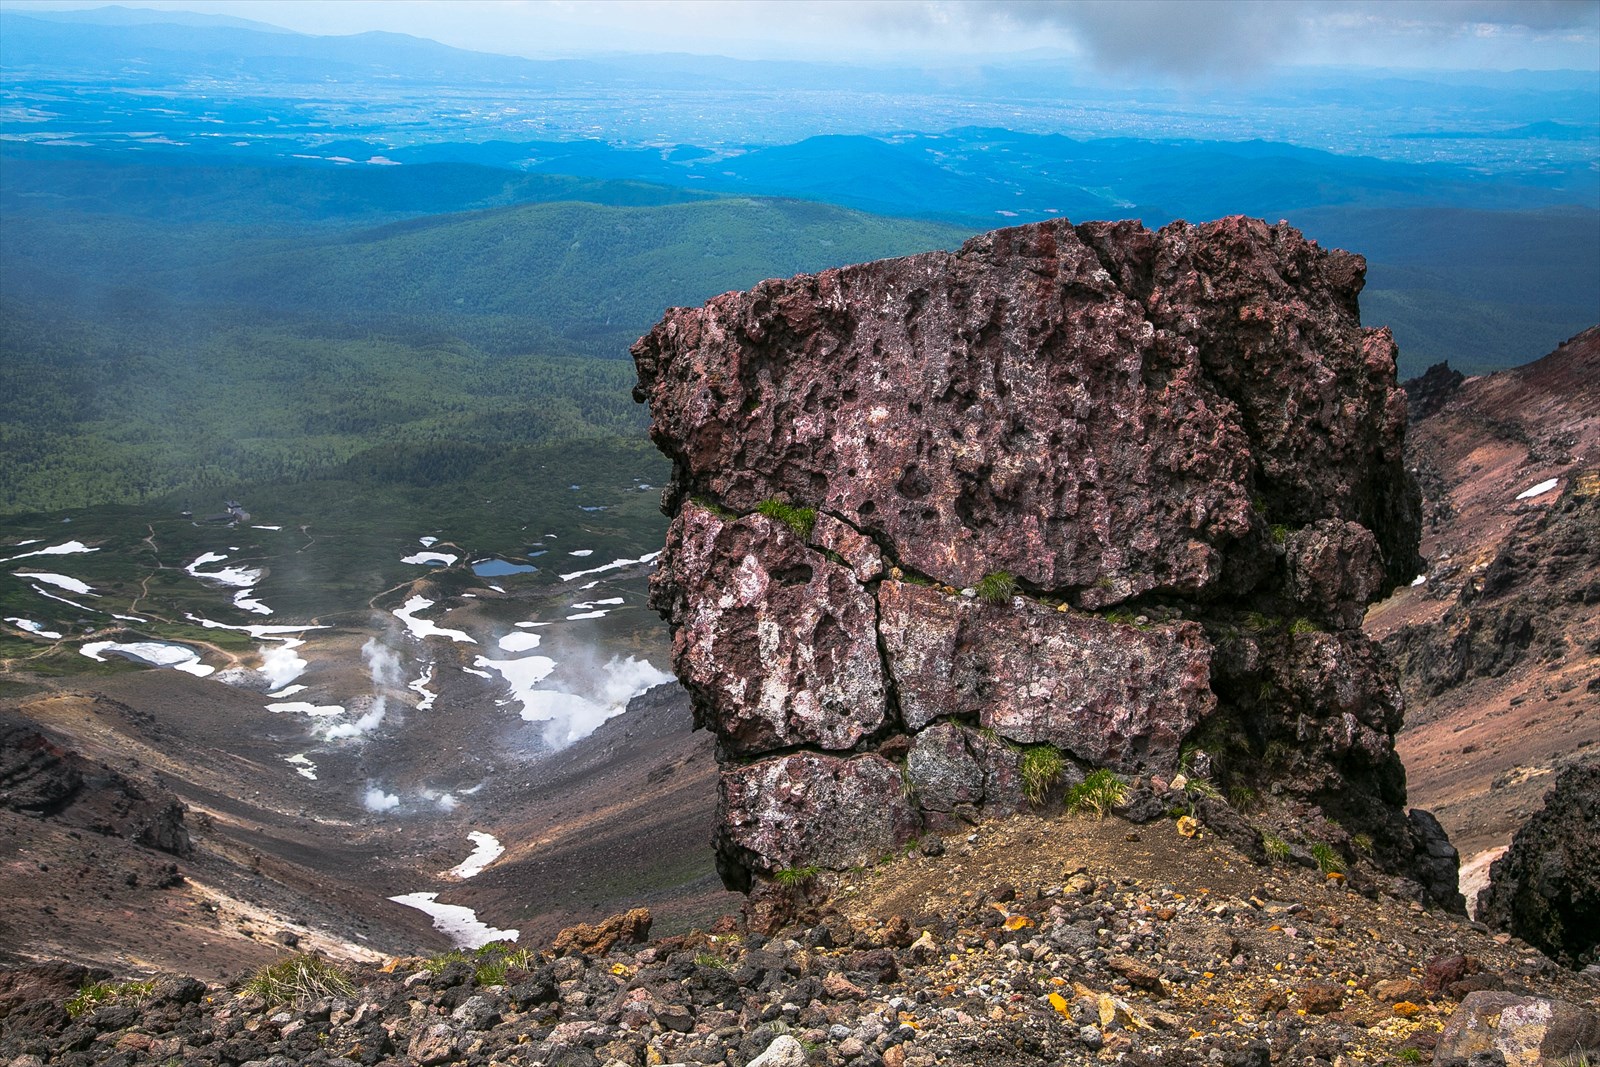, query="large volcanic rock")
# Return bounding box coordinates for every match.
[634,216,1436,896]
[1477,760,1600,969]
